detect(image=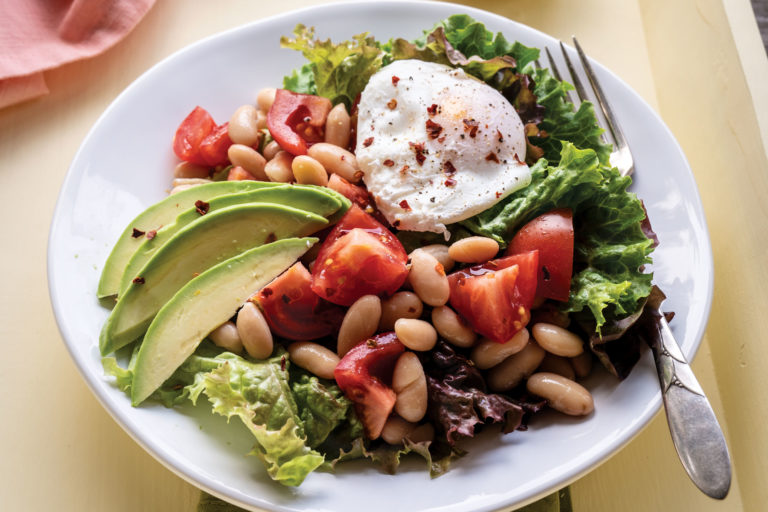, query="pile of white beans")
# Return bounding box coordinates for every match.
[172,88,596,445]
[170,88,361,195]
